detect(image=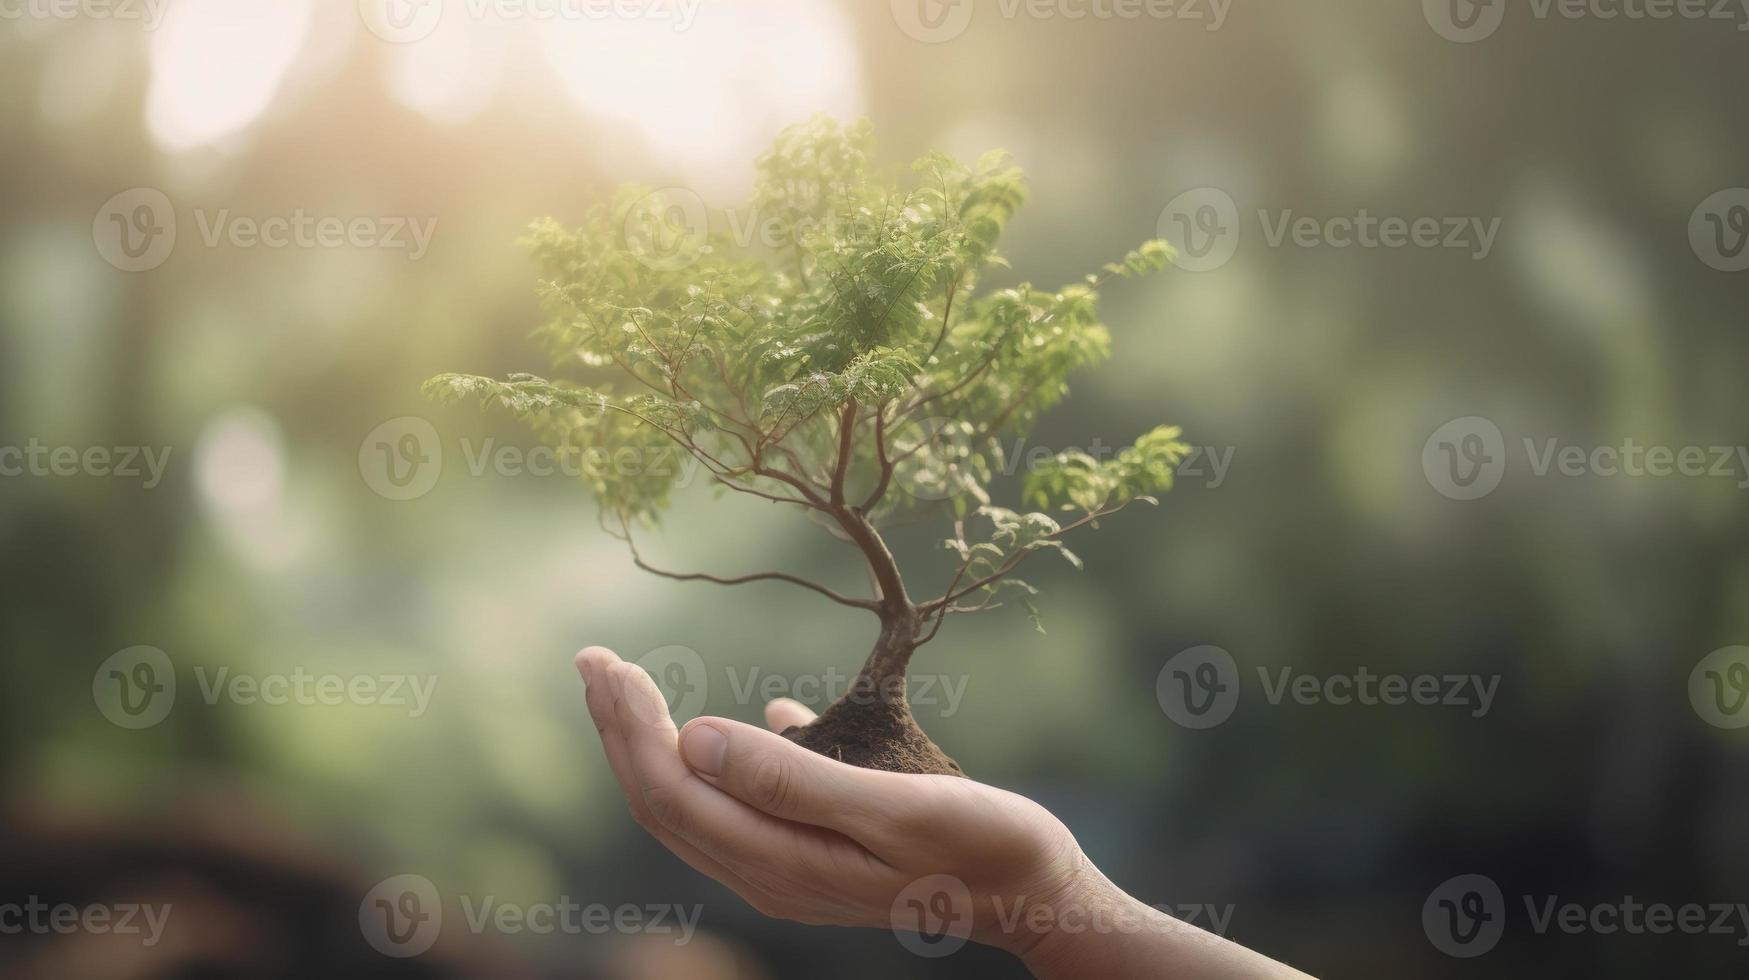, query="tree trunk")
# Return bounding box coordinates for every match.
[780,609,965,776]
